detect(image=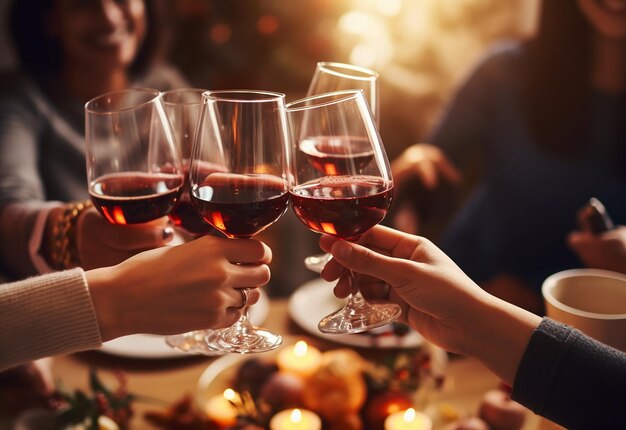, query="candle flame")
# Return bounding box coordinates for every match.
[290,409,302,423]
[403,408,416,422]
[223,388,236,401]
[294,340,308,357]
